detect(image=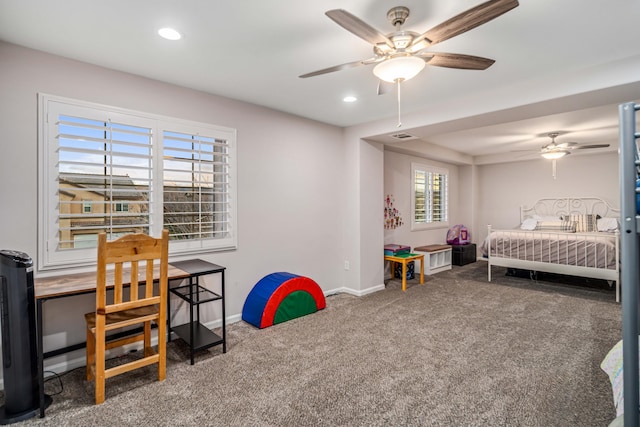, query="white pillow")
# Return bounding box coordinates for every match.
[597,217,619,232]
[520,217,538,230]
